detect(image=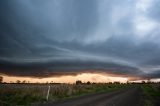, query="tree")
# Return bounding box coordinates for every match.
[114,81,120,84]
[16,80,21,83]
[22,80,26,83]
[87,81,91,85]
[142,81,145,84]
[76,80,82,85]
[0,76,3,83]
